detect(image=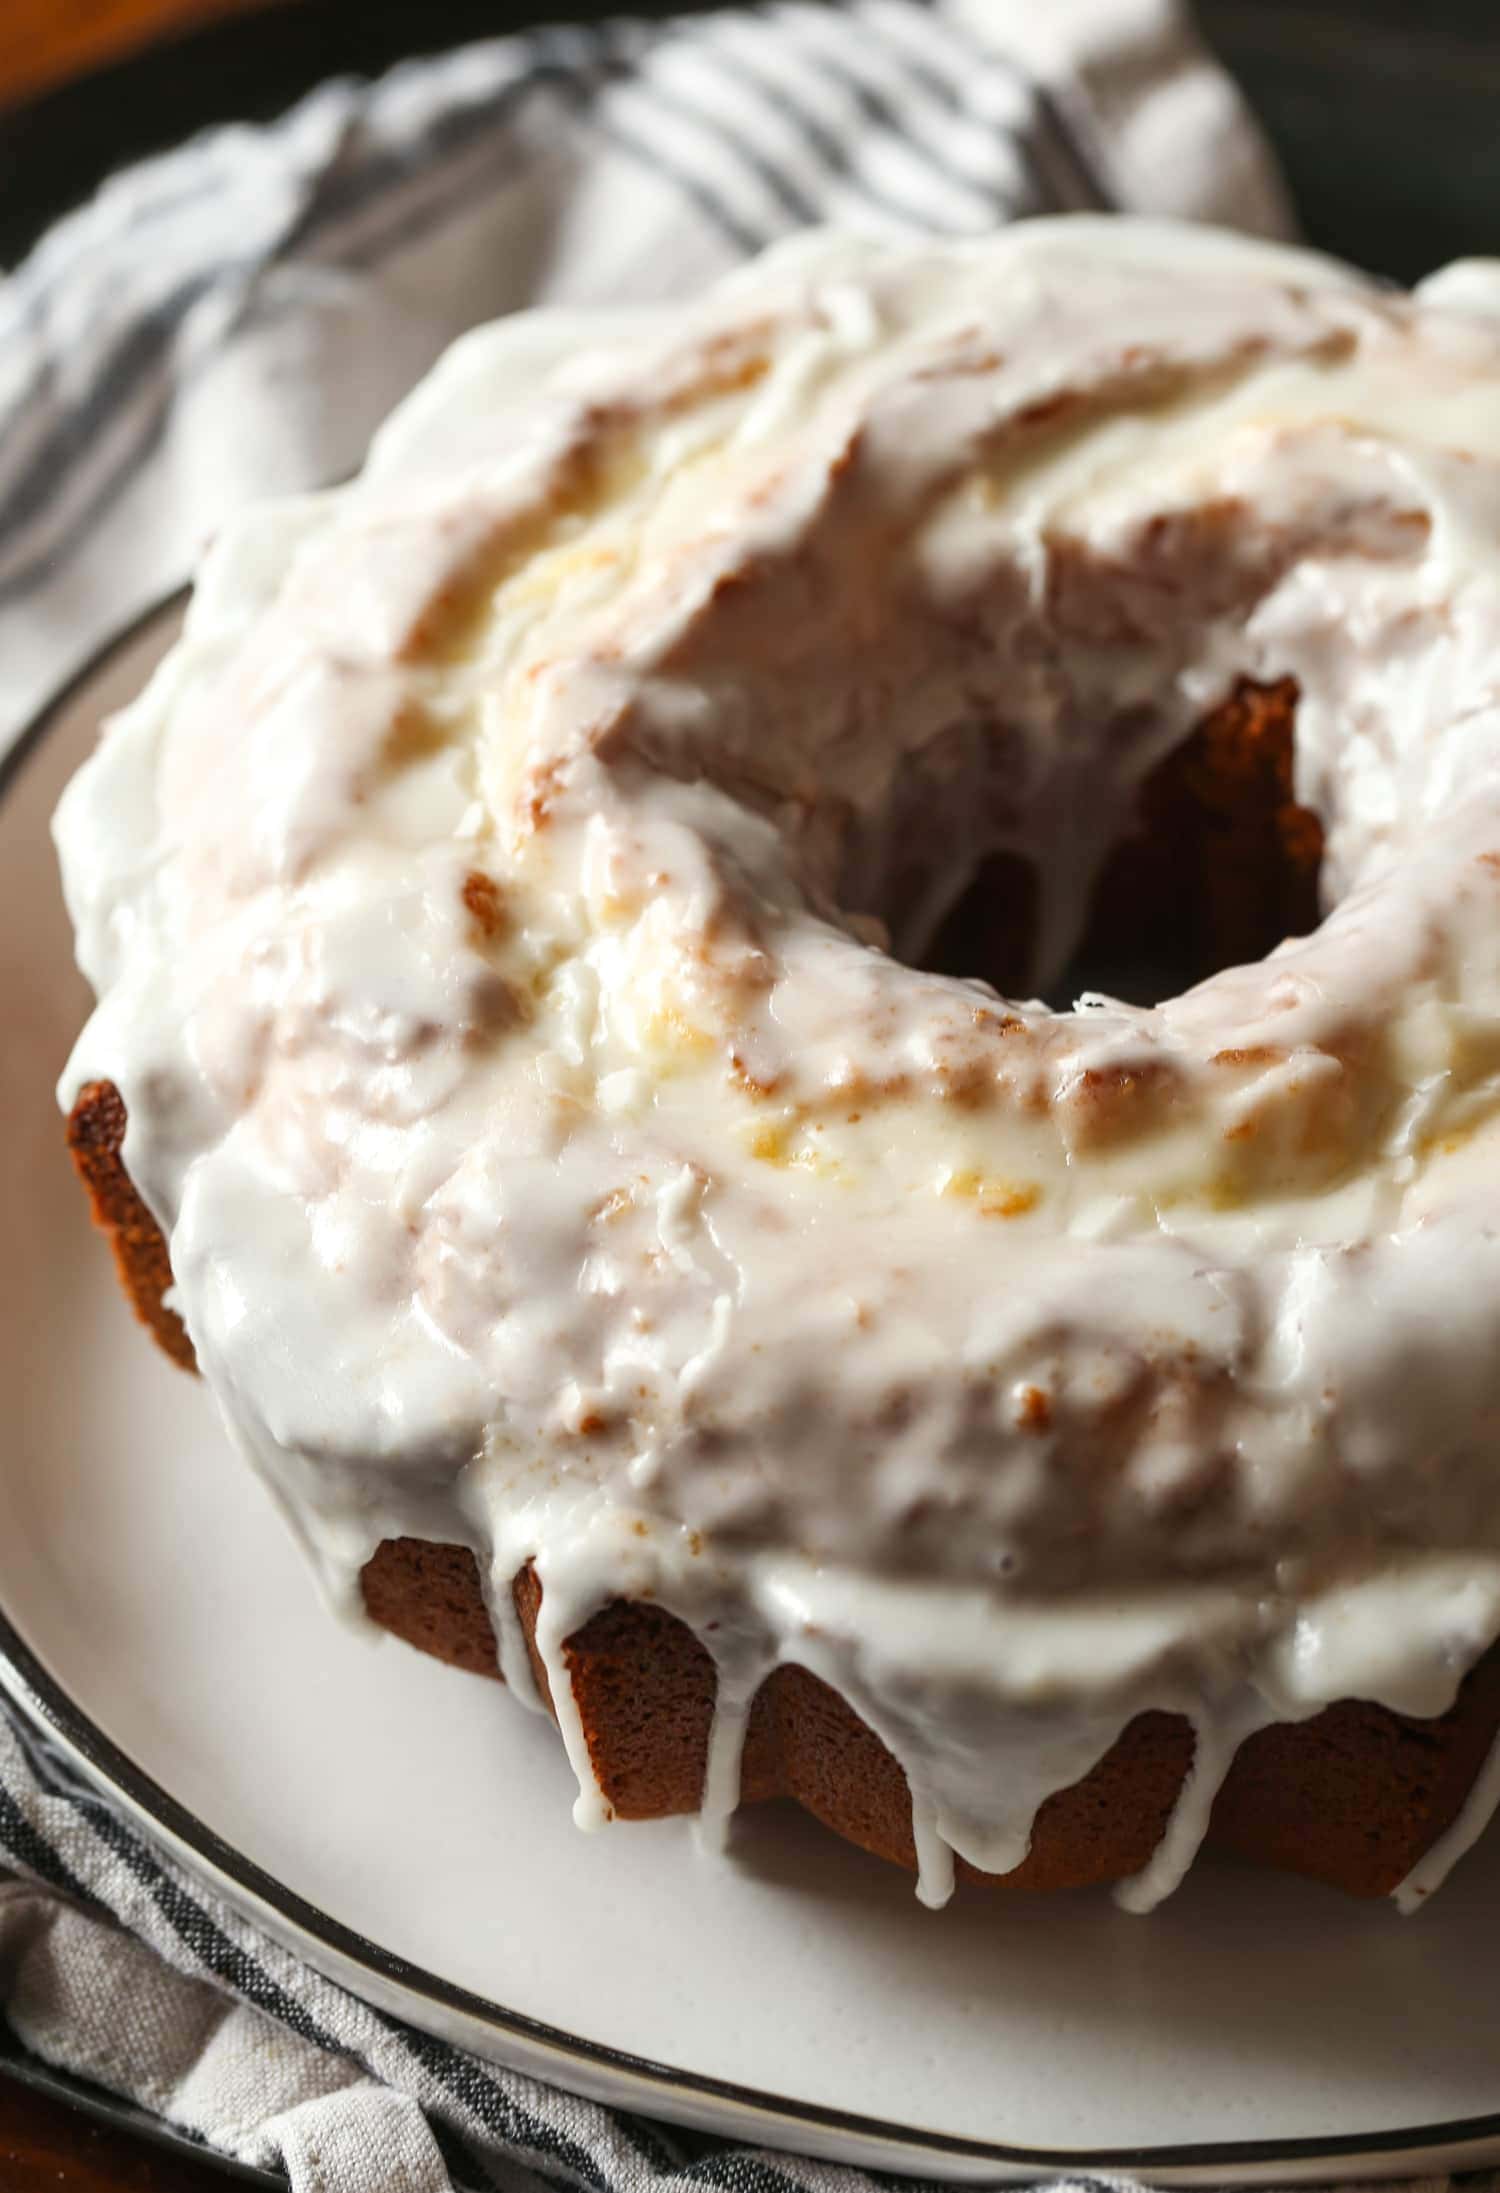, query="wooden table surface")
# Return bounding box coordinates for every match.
[1,10,284,2188]
[0,0,277,106]
[0,2065,243,2191]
